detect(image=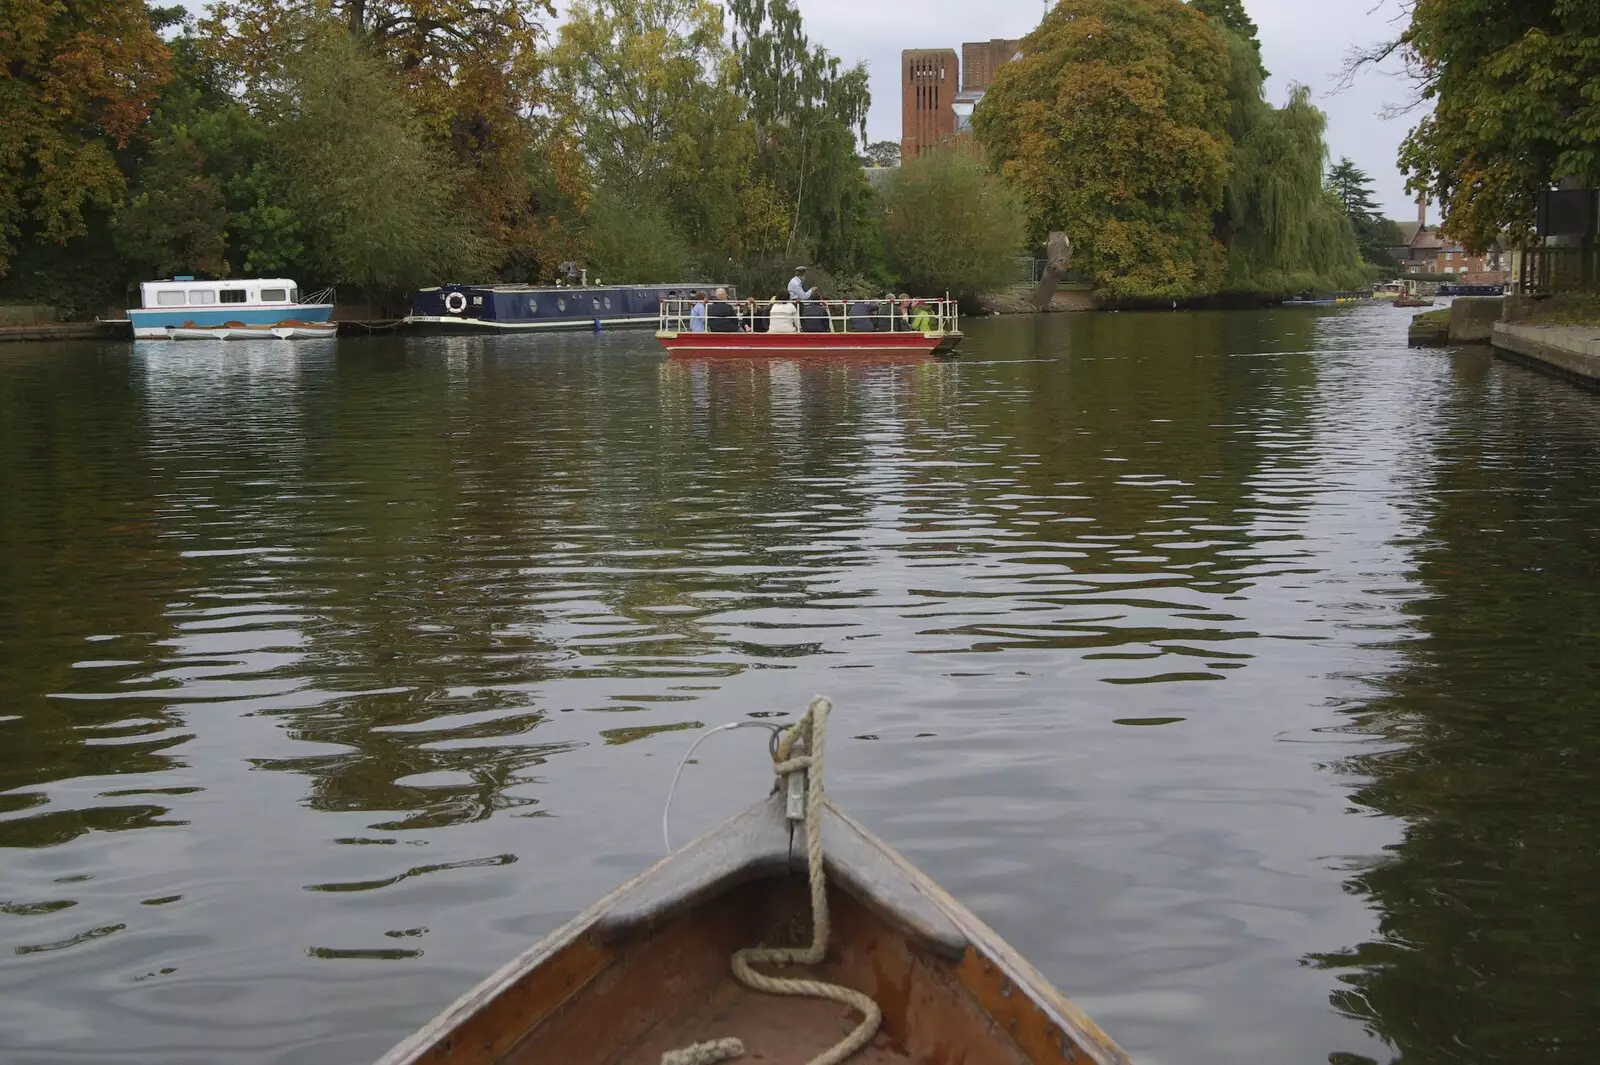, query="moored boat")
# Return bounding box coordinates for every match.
[374,698,1127,1065]
[129,277,333,339]
[656,298,963,358]
[1393,293,1435,308]
[405,282,727,333]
